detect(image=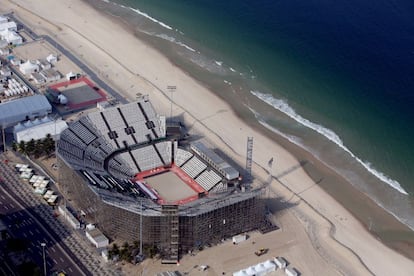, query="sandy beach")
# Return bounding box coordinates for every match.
[2,0,414,274]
